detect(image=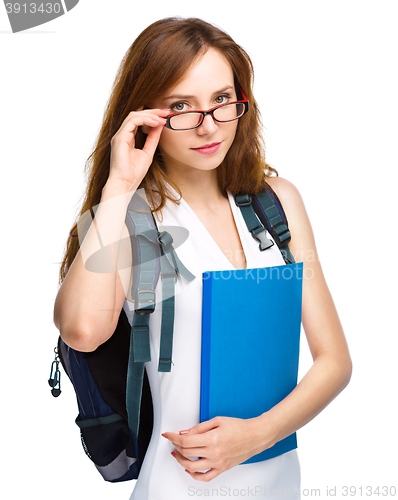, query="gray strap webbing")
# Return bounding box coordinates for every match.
[254,190,295,264]
[235,190,295,265]
[125,207,195,435]
[134,228,195,372]
[126,331,146,435]
[235,194,274,251]
[127,209,158,364]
